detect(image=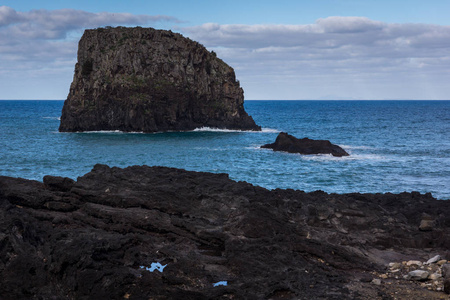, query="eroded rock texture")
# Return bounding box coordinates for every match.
[0,165,449,299]
[59,27,260,132]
